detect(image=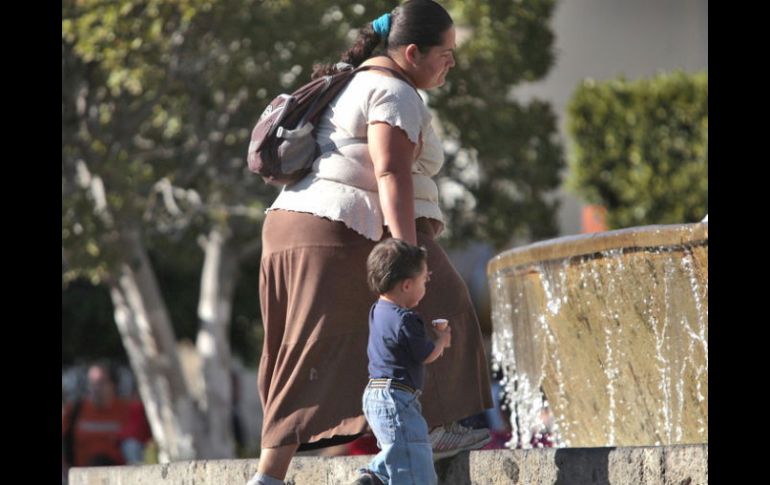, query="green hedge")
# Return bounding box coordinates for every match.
[567,71,707,228]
